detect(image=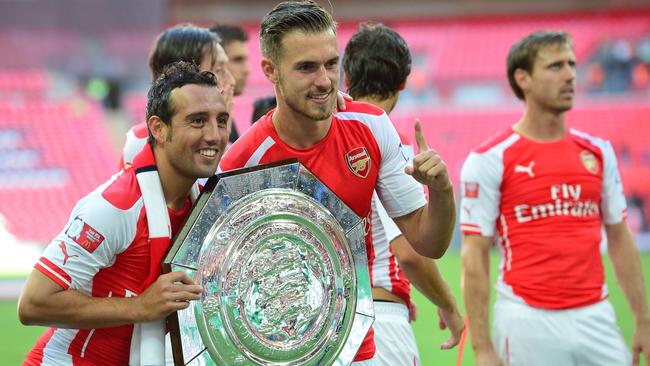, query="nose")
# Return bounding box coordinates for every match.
[314,65,332,90]
[203,118,221,145]
[565,63,576,81]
